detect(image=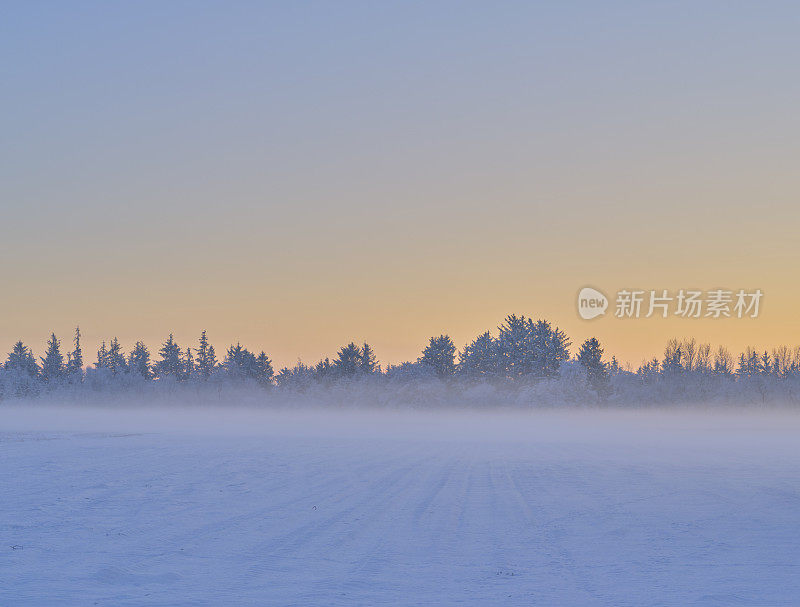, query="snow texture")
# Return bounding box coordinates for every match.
[2,406,800,606]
